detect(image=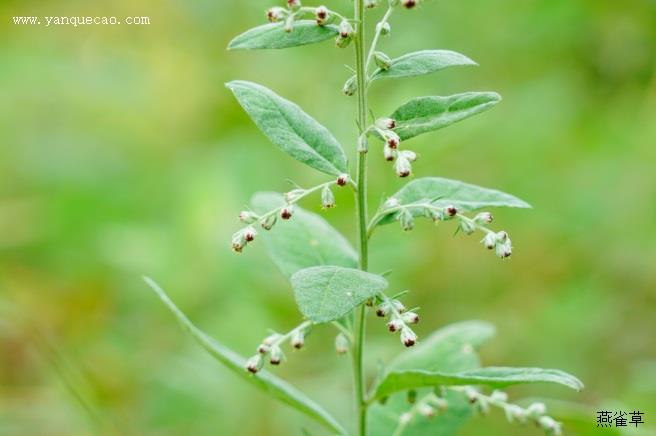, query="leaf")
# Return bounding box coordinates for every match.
[371,50,477,82]
[291,266,387,323]
[251,192,357,278]
[226,81,347,176]
[144,278,346,435]
[372,367,584,401]
[377,177,531,226]
[228,21,339,50]
[391,92,502,141]
[367,321,494,436]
